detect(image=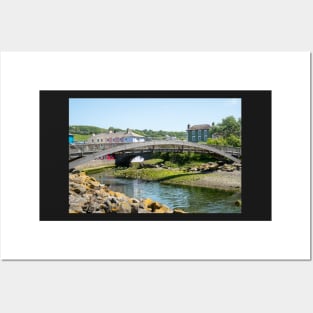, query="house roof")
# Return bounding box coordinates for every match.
[124,130,144,138]
[92,130,144,138]
[188,124,211,130]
